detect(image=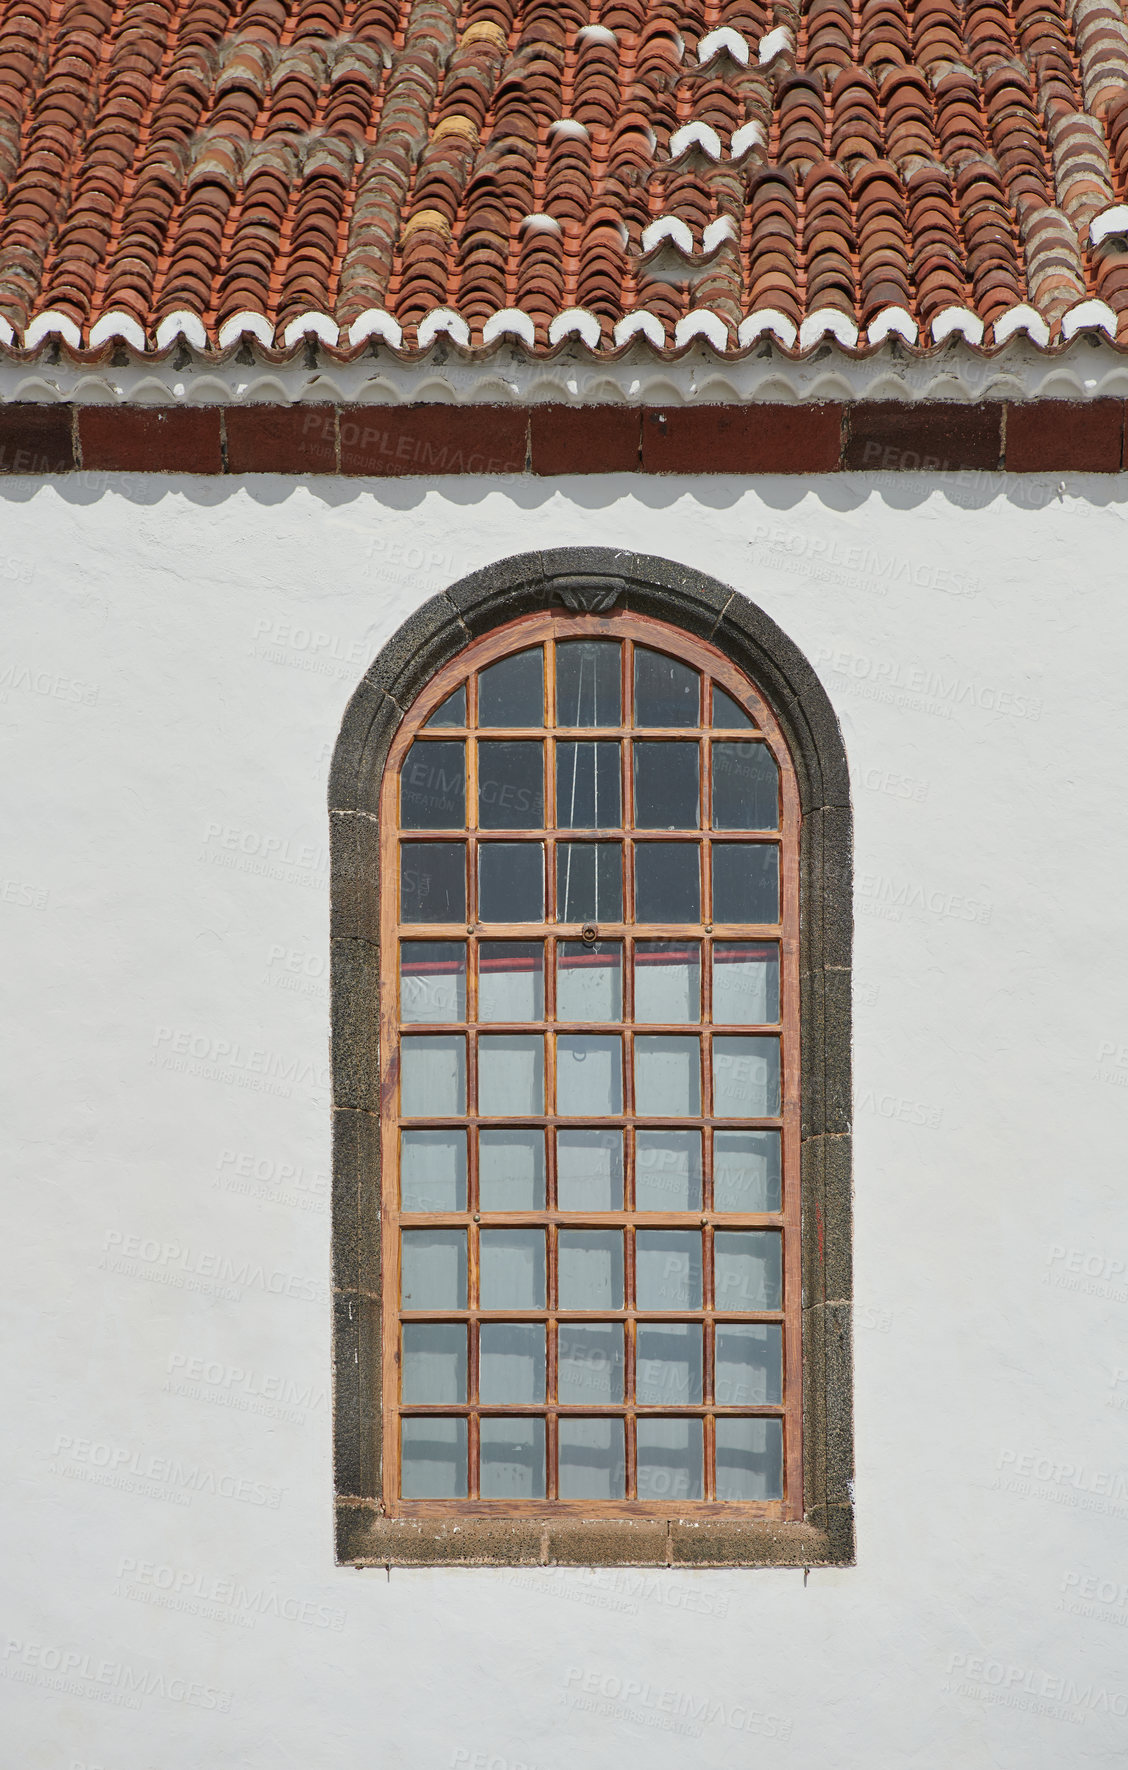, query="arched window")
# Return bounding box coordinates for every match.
[332,552,853,1567]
